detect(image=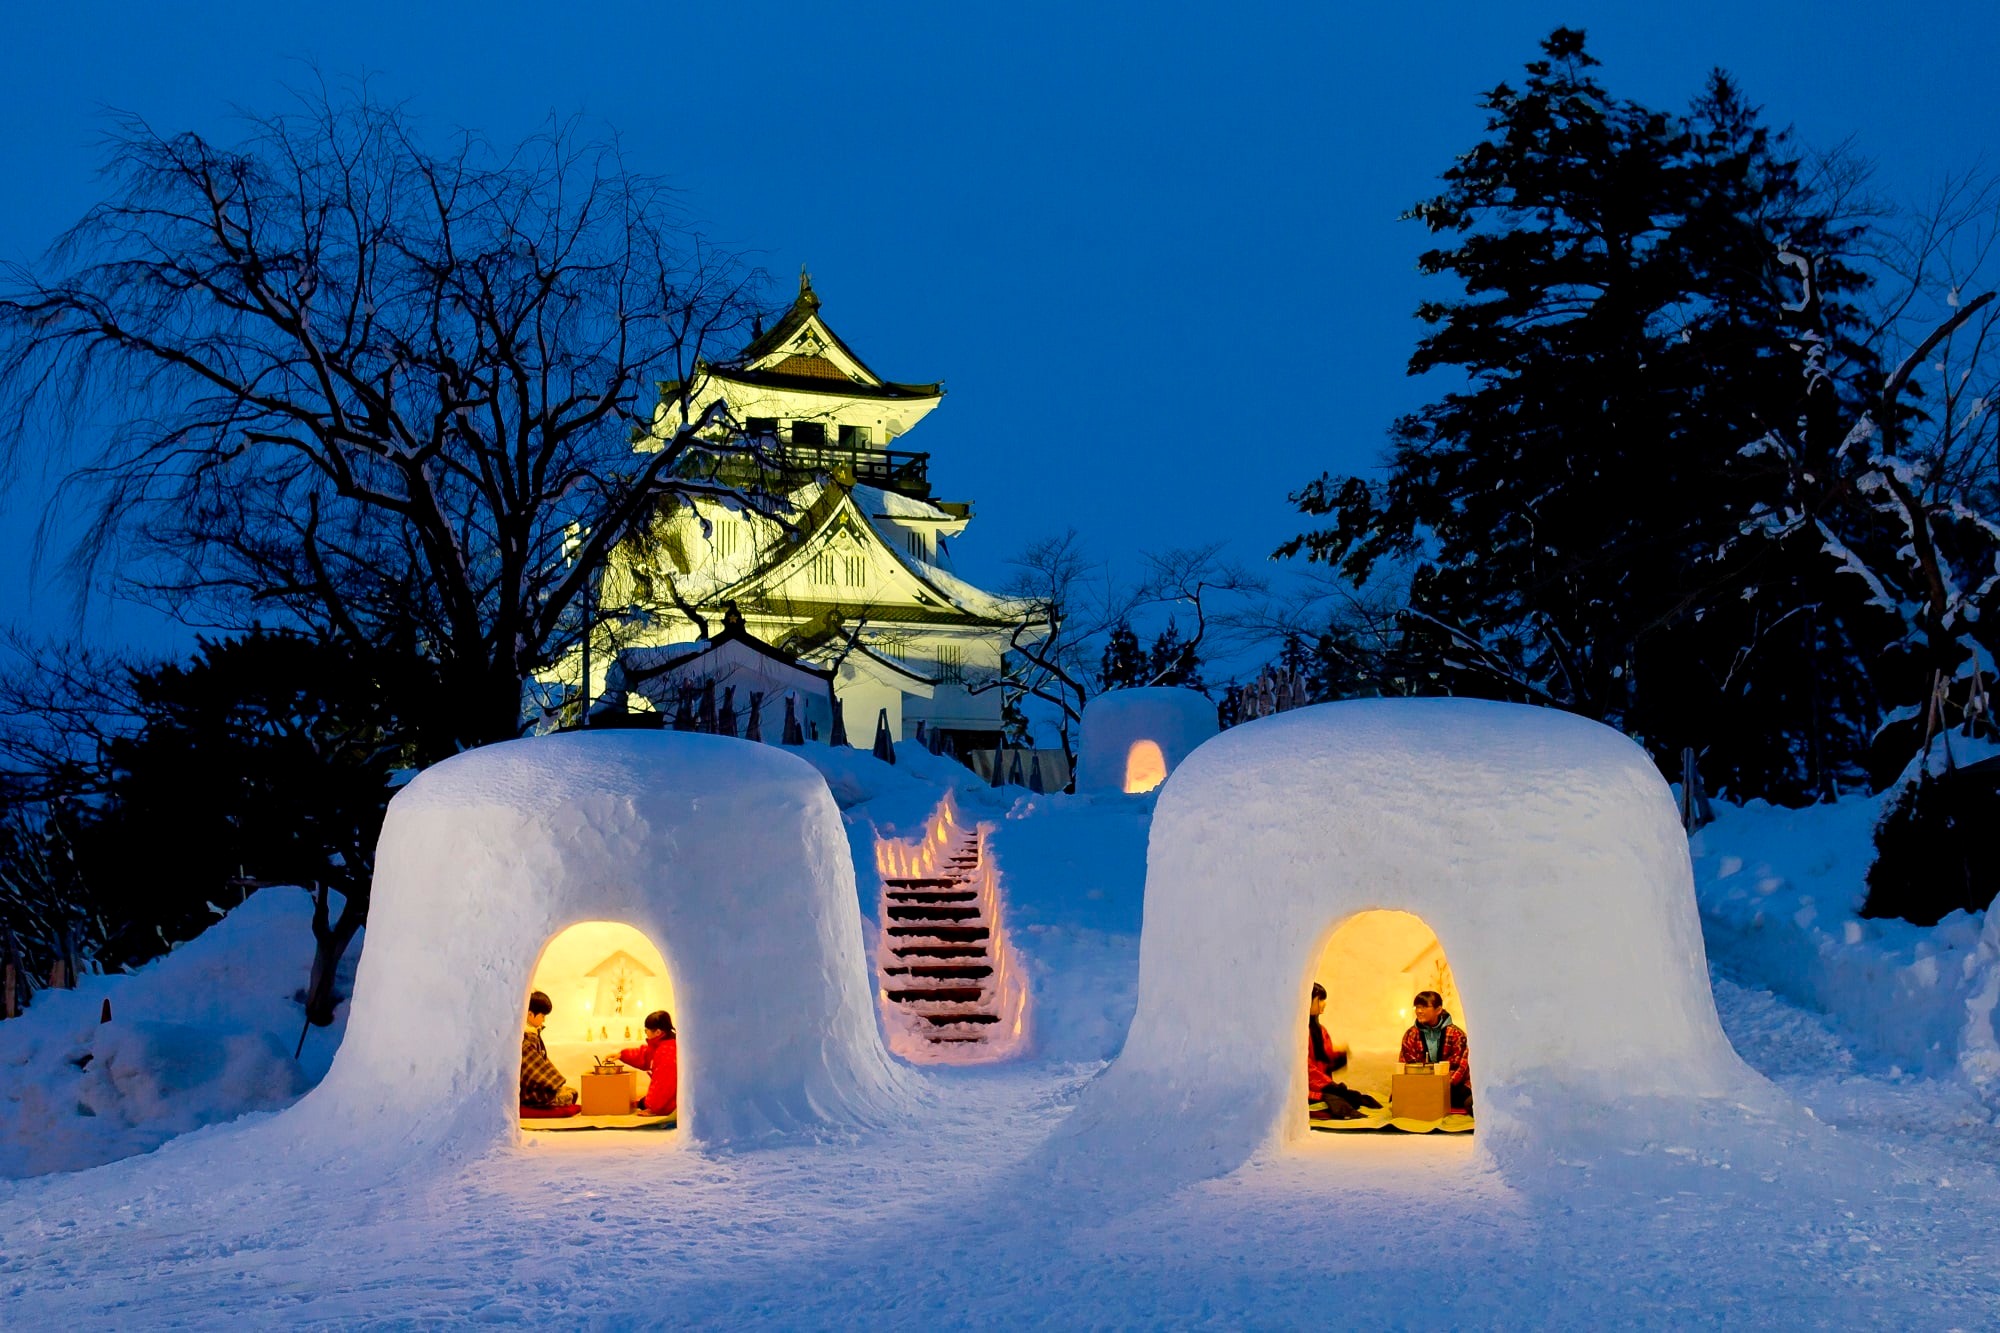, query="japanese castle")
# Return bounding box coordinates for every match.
[584,274,1046,752]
